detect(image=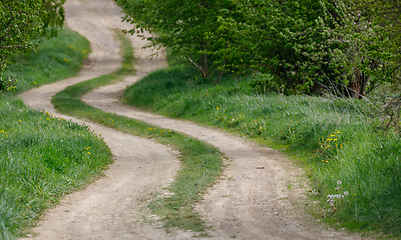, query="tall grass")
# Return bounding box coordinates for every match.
[124,65,401,237]
[0,98,112,237]
[0,28,108,239]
